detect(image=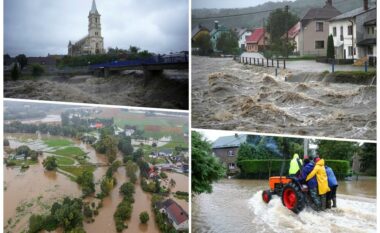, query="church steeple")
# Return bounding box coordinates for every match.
[90,0,99,15]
